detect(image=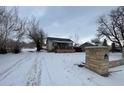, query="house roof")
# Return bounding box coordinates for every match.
[47,37,73,42]
[80,42,94,48]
